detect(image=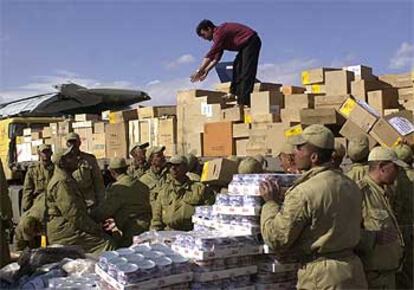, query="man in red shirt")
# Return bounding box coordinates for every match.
[190,19,261,107]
